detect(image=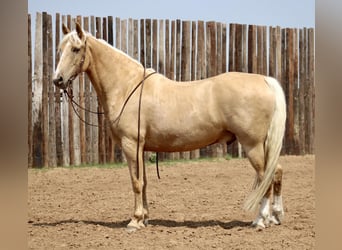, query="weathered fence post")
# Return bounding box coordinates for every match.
[29,13,315,166]
[28,14,33,167]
